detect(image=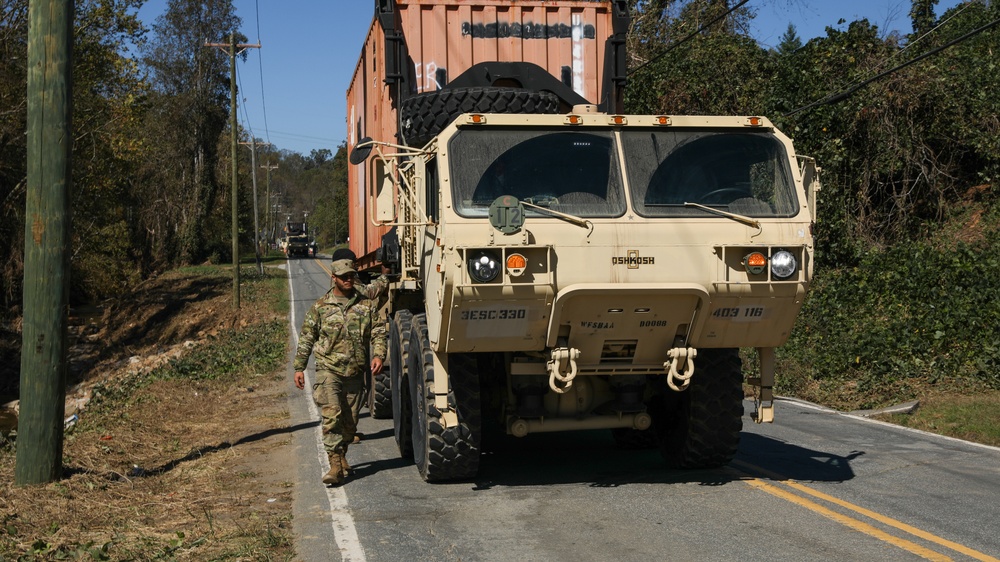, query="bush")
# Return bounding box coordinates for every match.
[779,223,1000,407]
